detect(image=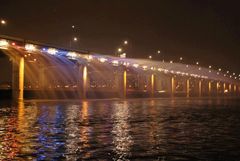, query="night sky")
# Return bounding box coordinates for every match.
[1,0,240,73]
